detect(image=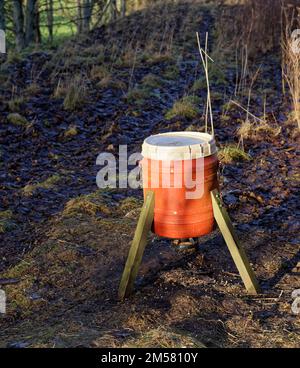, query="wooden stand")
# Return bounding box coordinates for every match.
[118,191,155,300]
[118,190,261,300]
